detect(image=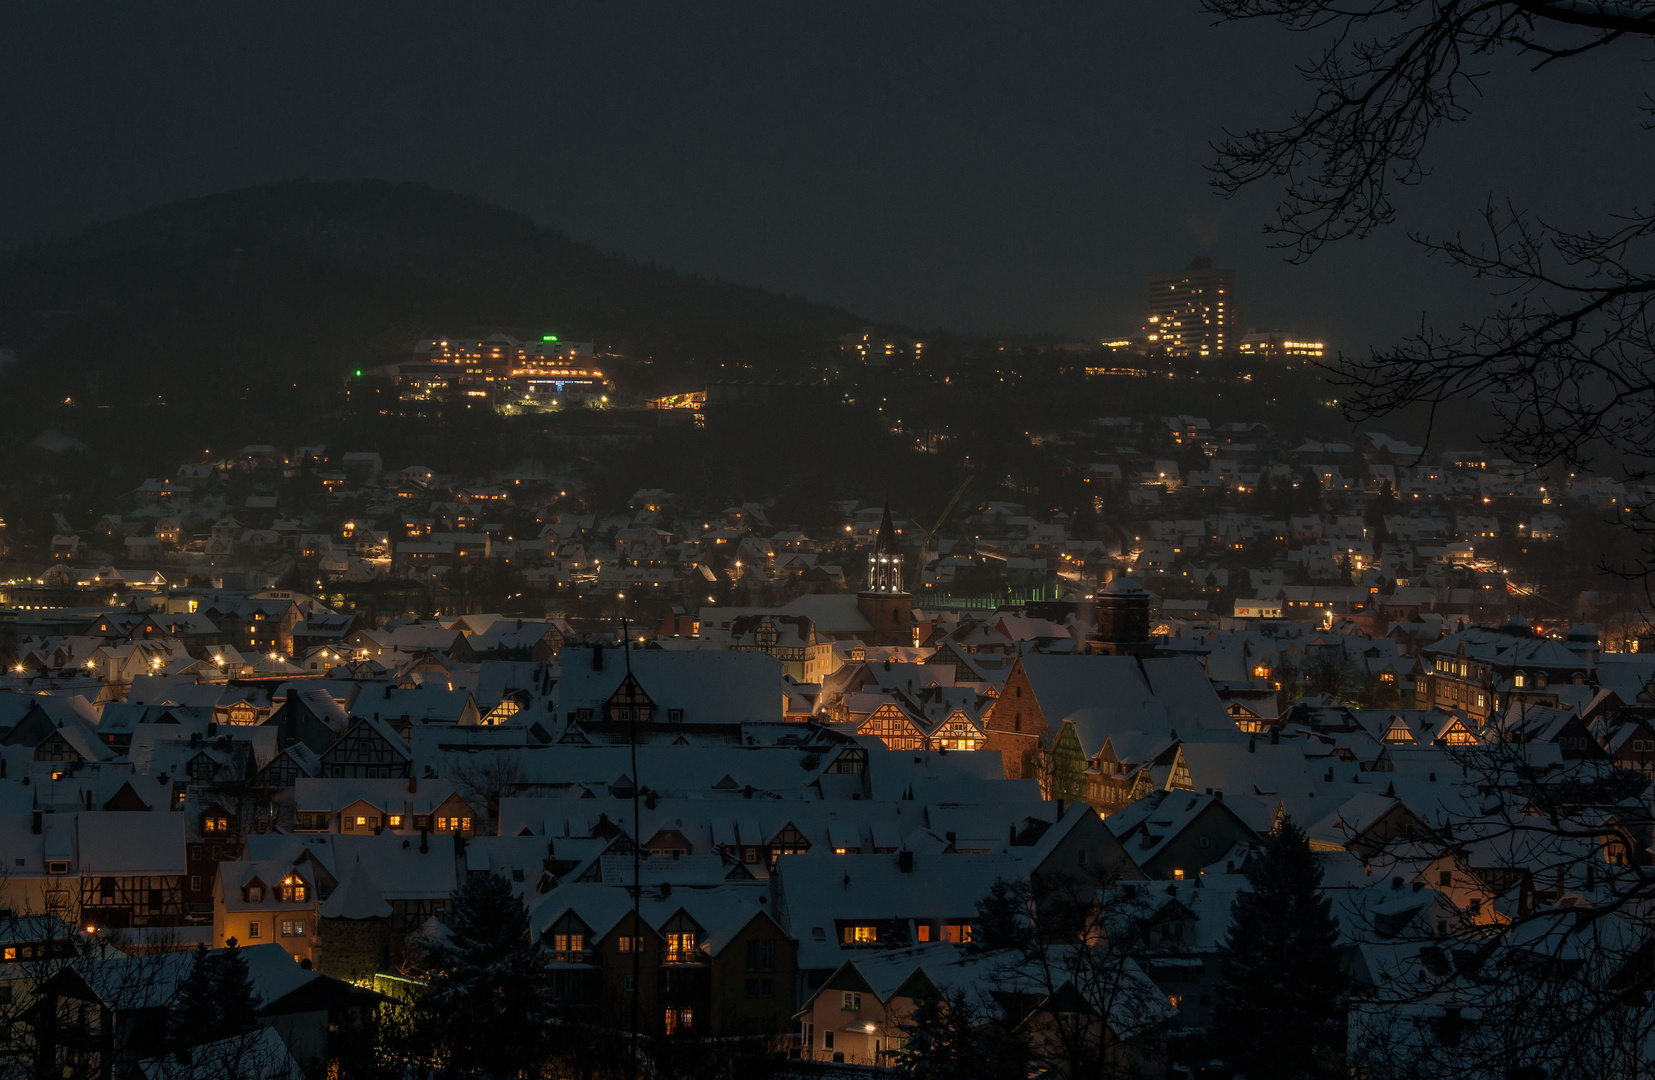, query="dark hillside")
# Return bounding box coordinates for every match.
[0,179,864,416]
